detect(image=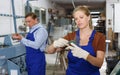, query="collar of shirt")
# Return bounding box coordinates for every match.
[29,23,42,33]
